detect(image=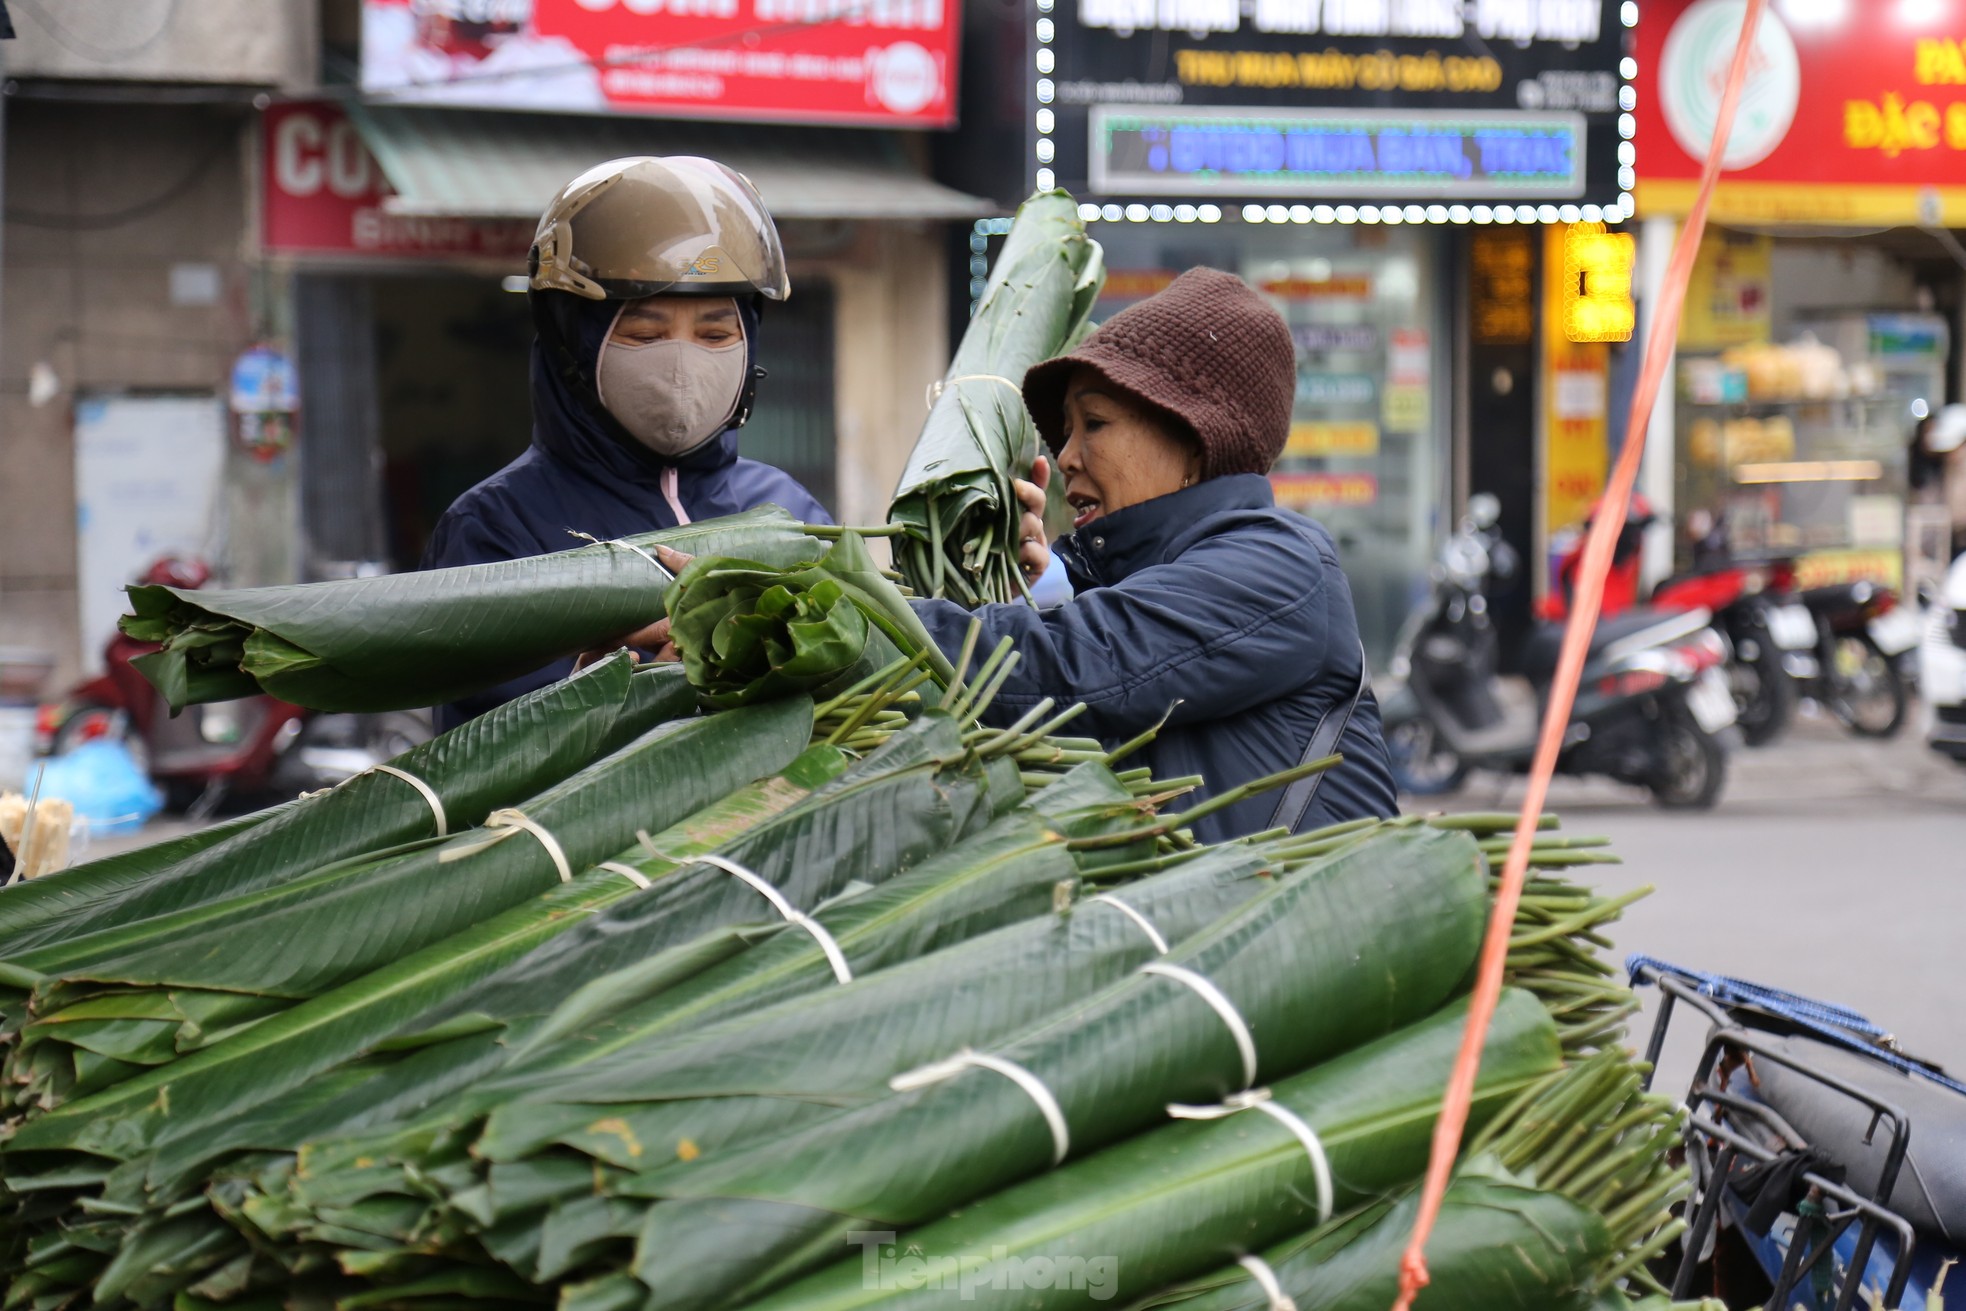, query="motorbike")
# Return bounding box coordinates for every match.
[1632,957,1966,1310]
[38,558,428,819]
[1380,495,1737,809]
[1548,500,1817,748]
[1793,580,1921,740]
